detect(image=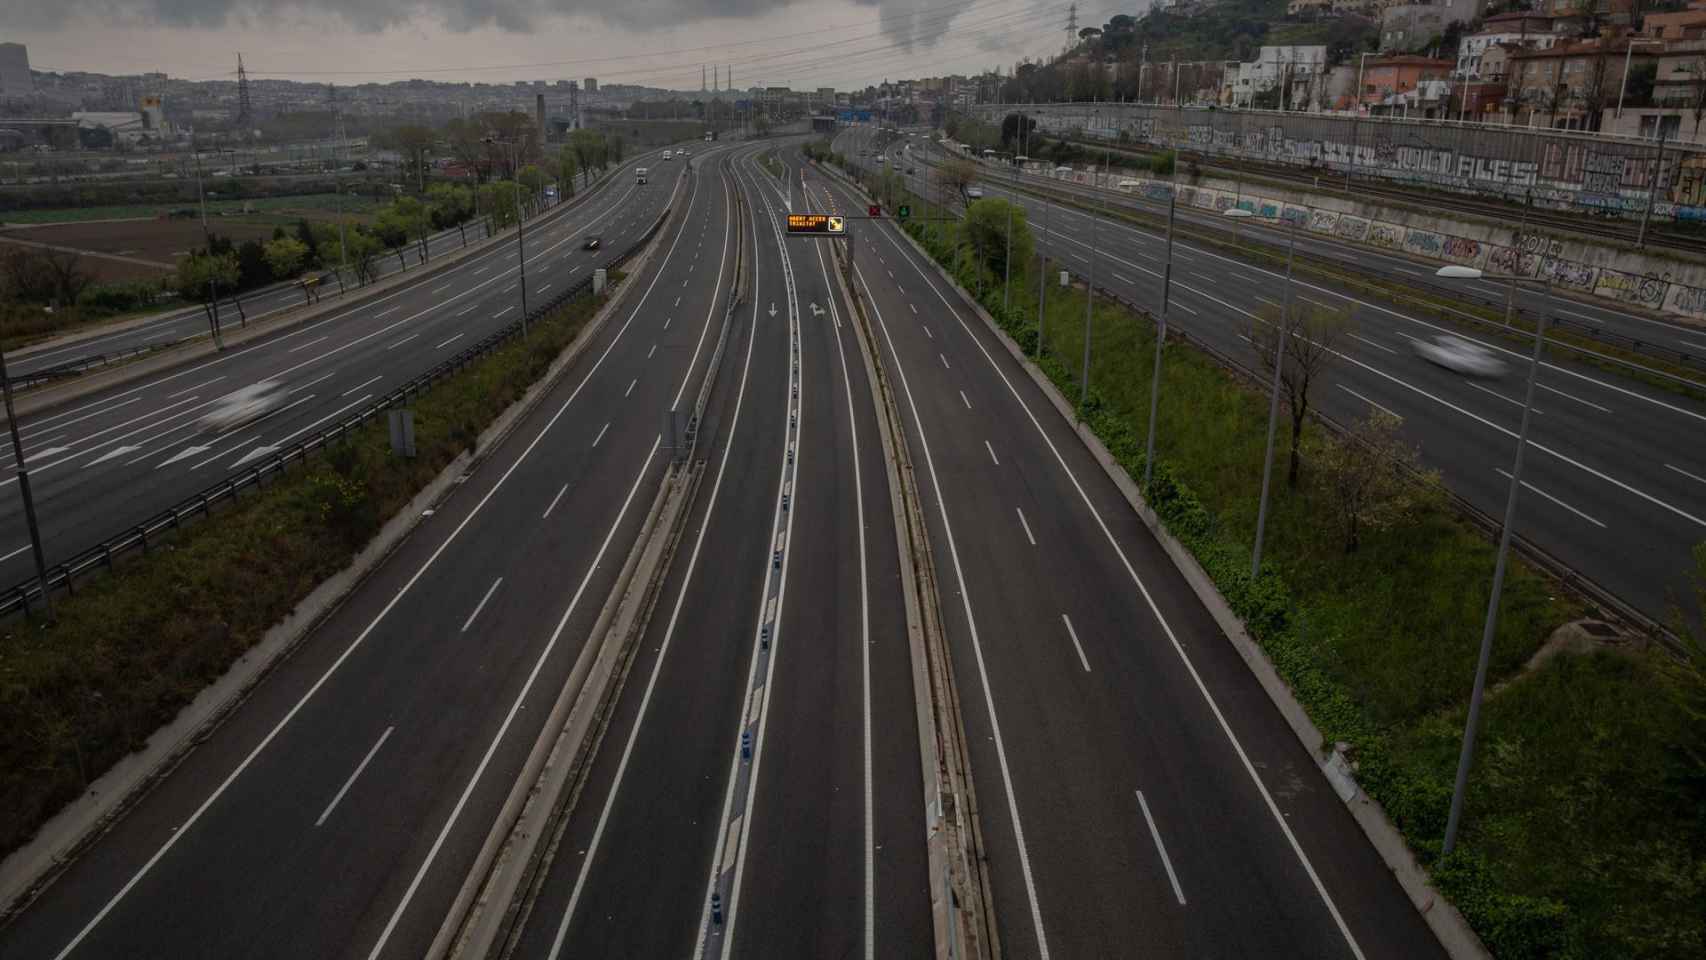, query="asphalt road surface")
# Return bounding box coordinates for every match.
[505,141,930,960]
[0,150,679,590]
[838,126,1706,624]
[0,142,734,960]
[805,142,1448,960]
